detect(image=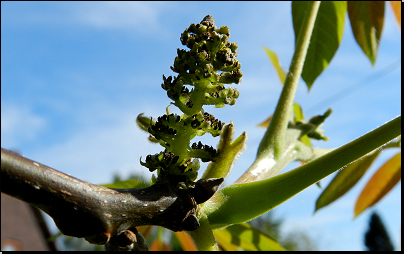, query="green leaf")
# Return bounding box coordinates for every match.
[262,47,287,85]
[293,103,305,122]
[347,1,385,65]
[256,101,302,129]
[100,178,149,189]
[213,223,285,251]
[136,113,154,132]
[354,152,401,217]
[293,103,312,147]
[315,149,381,212]
[203,117,400,228]
[292,1,347,89]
